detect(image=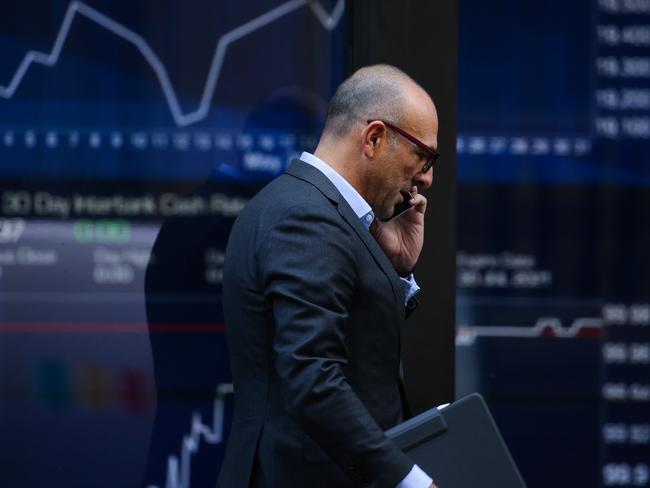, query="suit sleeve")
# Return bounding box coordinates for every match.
[259,205,413,488]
